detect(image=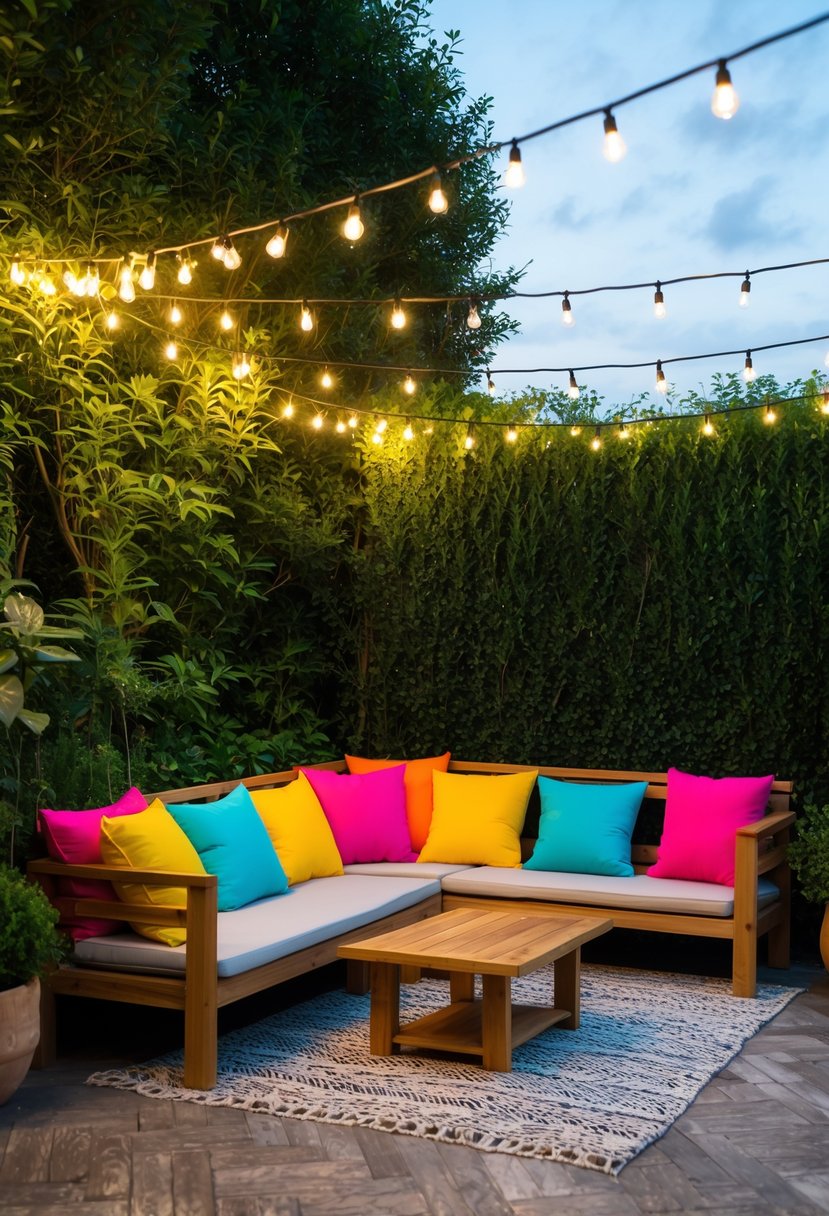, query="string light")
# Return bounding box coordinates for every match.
[348,414,358,428]
[282,401,295,418]
[105,311,119,331]
[711,59,740,119]
[618,422,630,440]
[63,269,85,297]
[655,359,668,394]
[219,309,234,331]
[743,351,756,383]
[764,404,777,425]
[232,351,250,380]
[602,110,627,163]
[402,421,415,441]
[266,225,289,258]
[118,259,135,303]
[375,418,388,434]
[138,254,156,291]
[567,370,580,400]
[428,171,448,214]
[342,199,364,242]
[486,369,495,396]
[390,299,407,330]
[466,301,482,330]
[570,426,581,436]
[591,427,602,451]
[211,237,226,262]
[653,282,666,318]
[222,239,242,270]
[320,368,333,389]
[335,418,347,433]
[300,301,314,332]
[561,292,574,327]
[504,140,525,189]
[372,429,383,445]
[311,414,324,430]
[464,426,475,450]
[10,259,25,286]
[403,374,416,395]
[821,391,829,416]
[169,303,183,325]
[702,414,715,435]
[739,272,751,308]
[177,256,193,285]
[164,339,178,360]
[506,426,518,443]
